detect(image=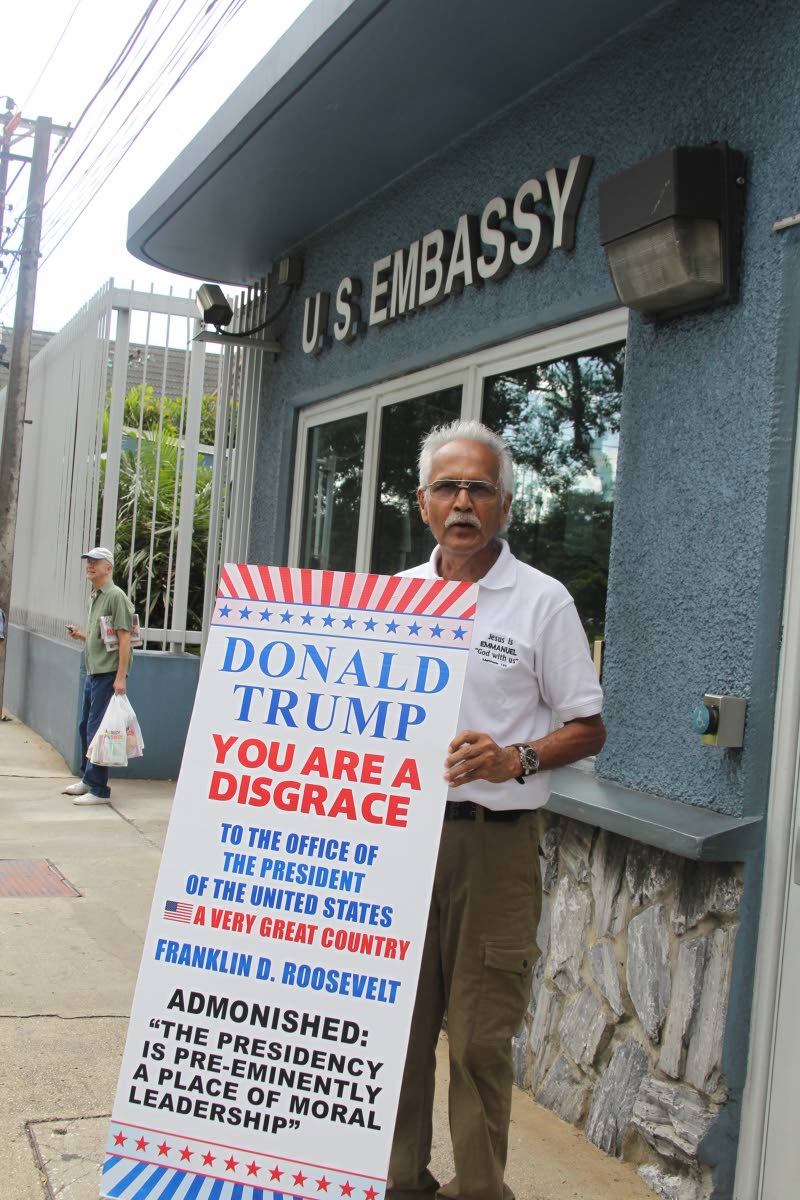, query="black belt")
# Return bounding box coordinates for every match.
[444,801,527,823]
